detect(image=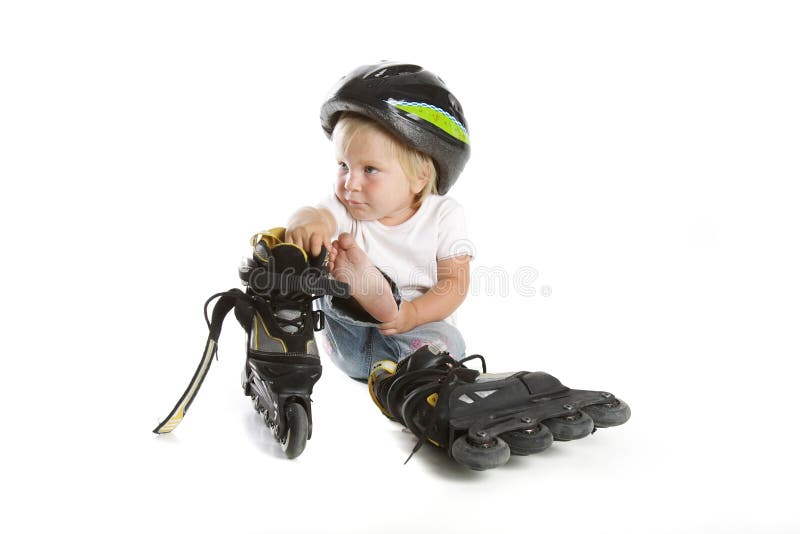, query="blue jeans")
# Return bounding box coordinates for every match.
[318,295,466,380]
